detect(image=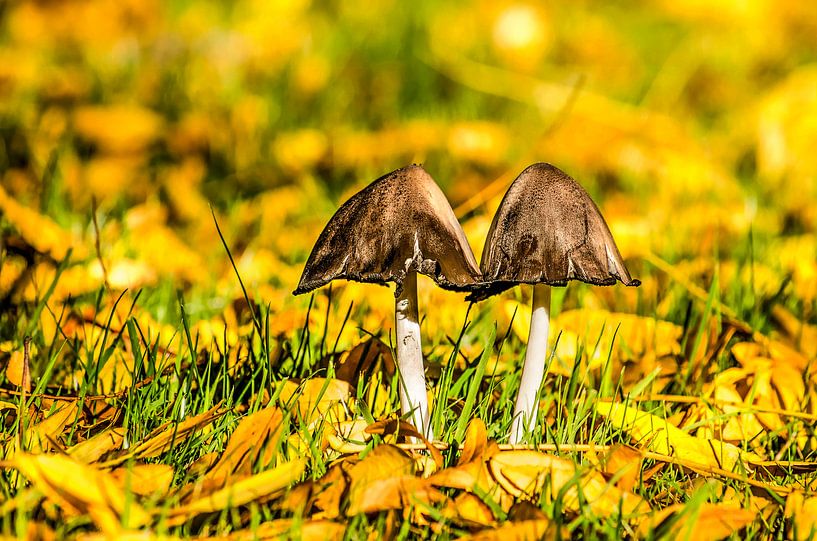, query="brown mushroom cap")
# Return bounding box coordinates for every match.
[294,165,481,297]
[469,163,640,301]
